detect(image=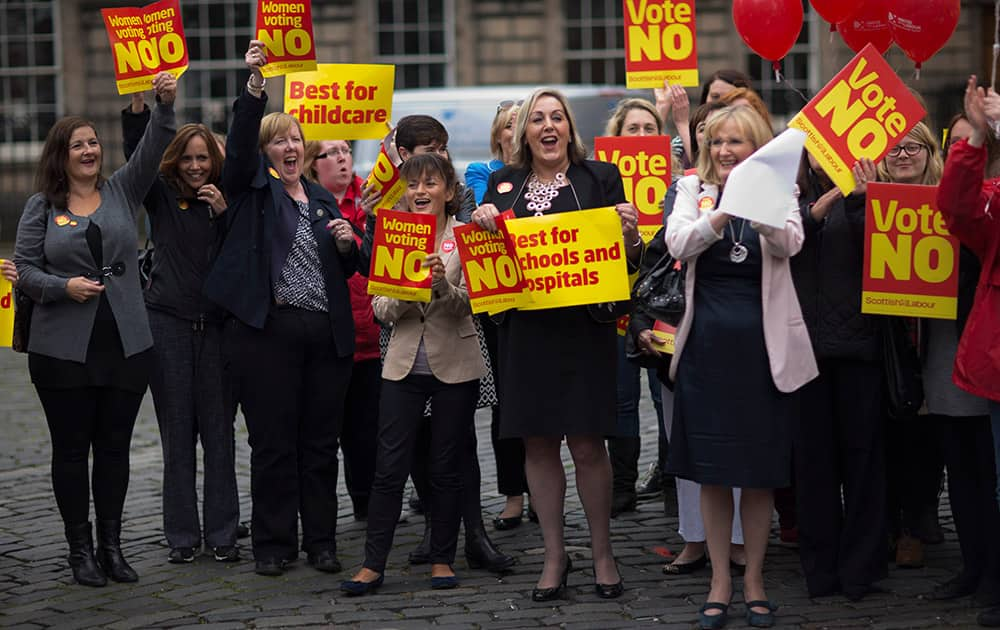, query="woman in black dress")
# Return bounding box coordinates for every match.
[471,87,643,601]
[665,106,817,628]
